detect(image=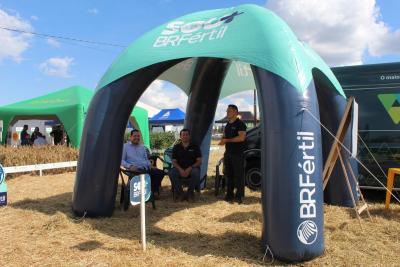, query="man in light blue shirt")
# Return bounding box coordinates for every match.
[121,130,151,171]
[121,129,164,195]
